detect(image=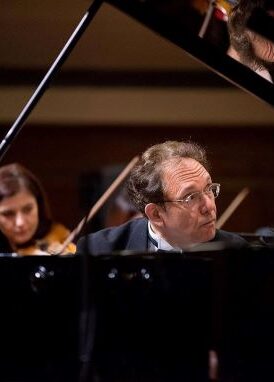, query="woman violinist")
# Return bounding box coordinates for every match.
[0,163,75,255]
